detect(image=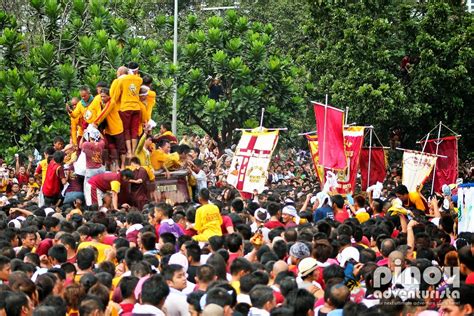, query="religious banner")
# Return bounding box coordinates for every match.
[420,136,458,193]
[306,134,324,183]
[360,147,387,191]
[402,150,438,192]
[313,102,347,170]
[227,129,279,195]
[306,126,365,194]
[457,183,474,233]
